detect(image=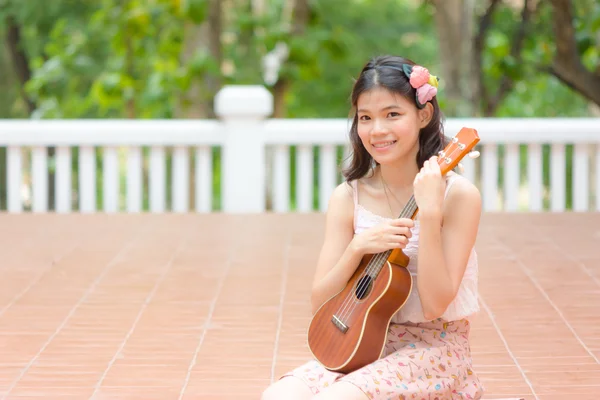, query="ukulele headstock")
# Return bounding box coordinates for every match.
[437,127,480,174]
